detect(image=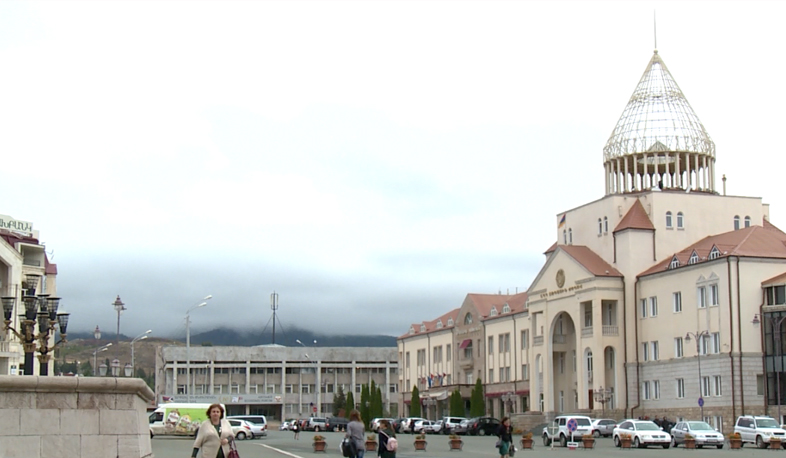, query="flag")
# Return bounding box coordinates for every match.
[428,374,433,387]
[558,213,566,228]
[162,396,173,402]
